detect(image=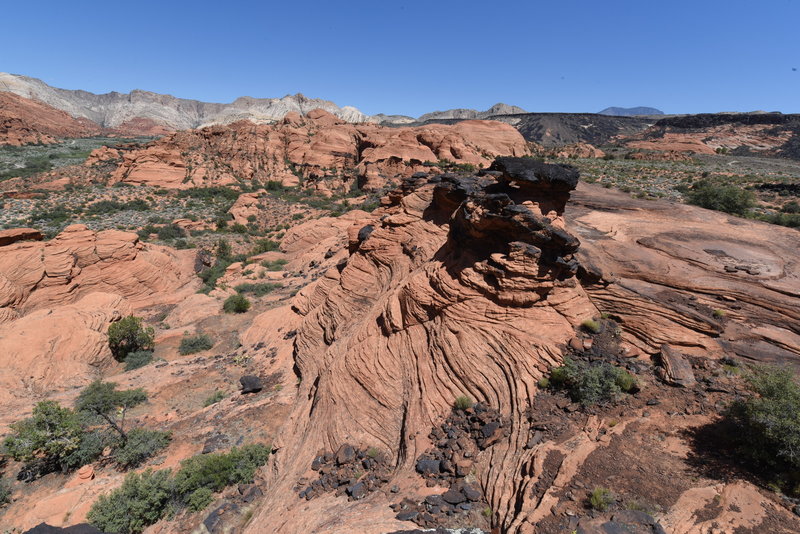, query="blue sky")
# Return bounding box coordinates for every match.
[3,0,798,116]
